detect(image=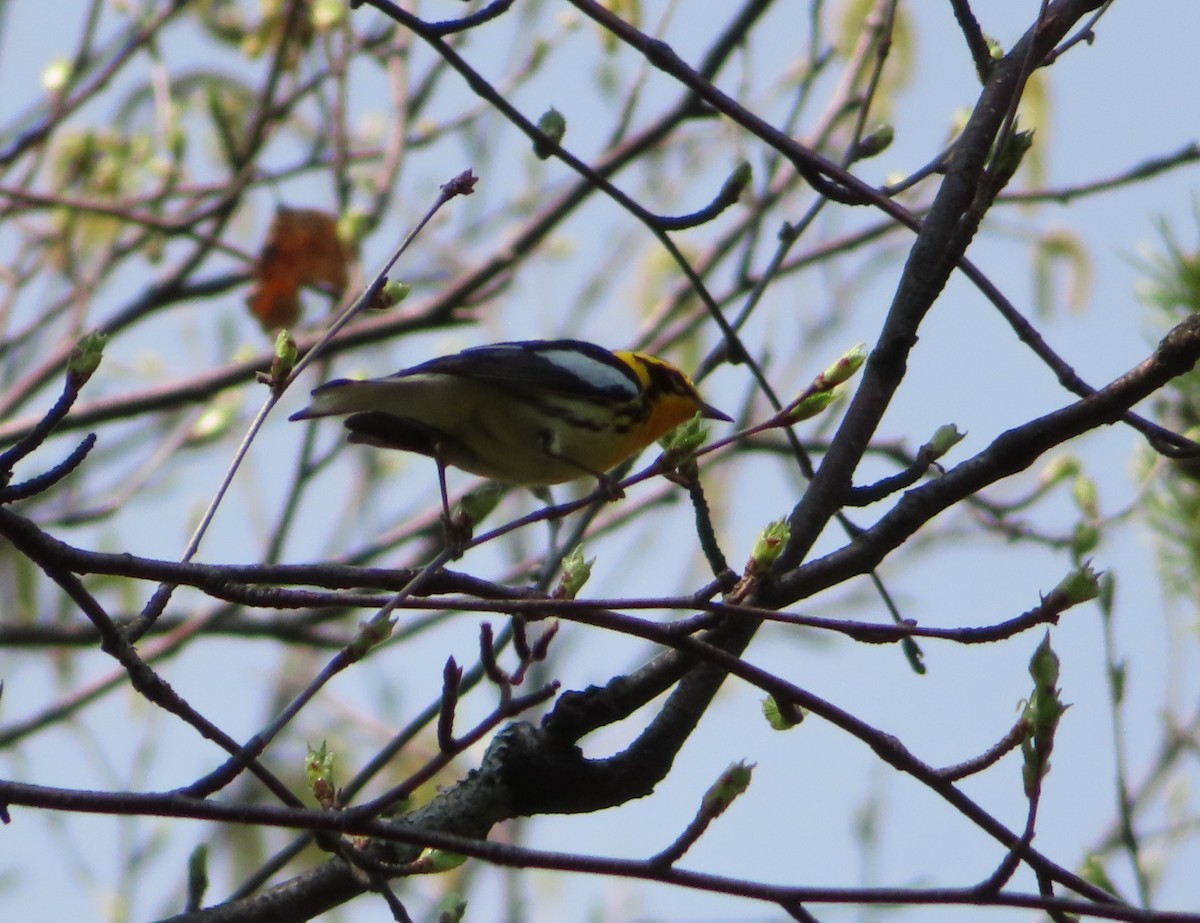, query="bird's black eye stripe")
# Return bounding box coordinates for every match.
[639,358,693,399]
